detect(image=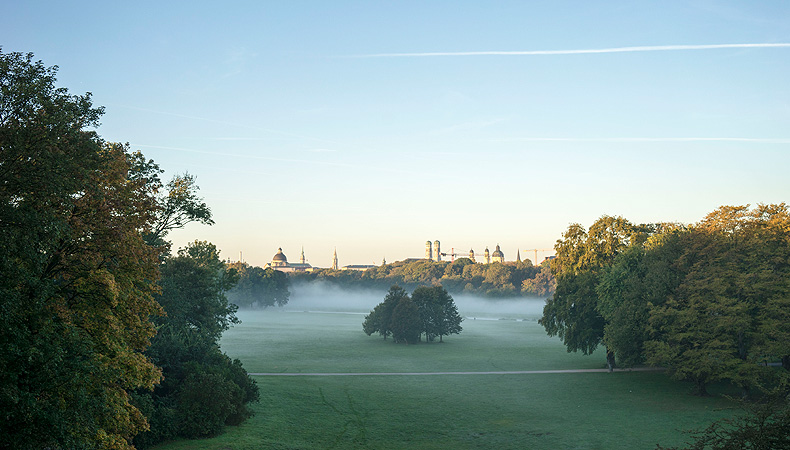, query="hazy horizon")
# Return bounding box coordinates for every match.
[245,281,548,321]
